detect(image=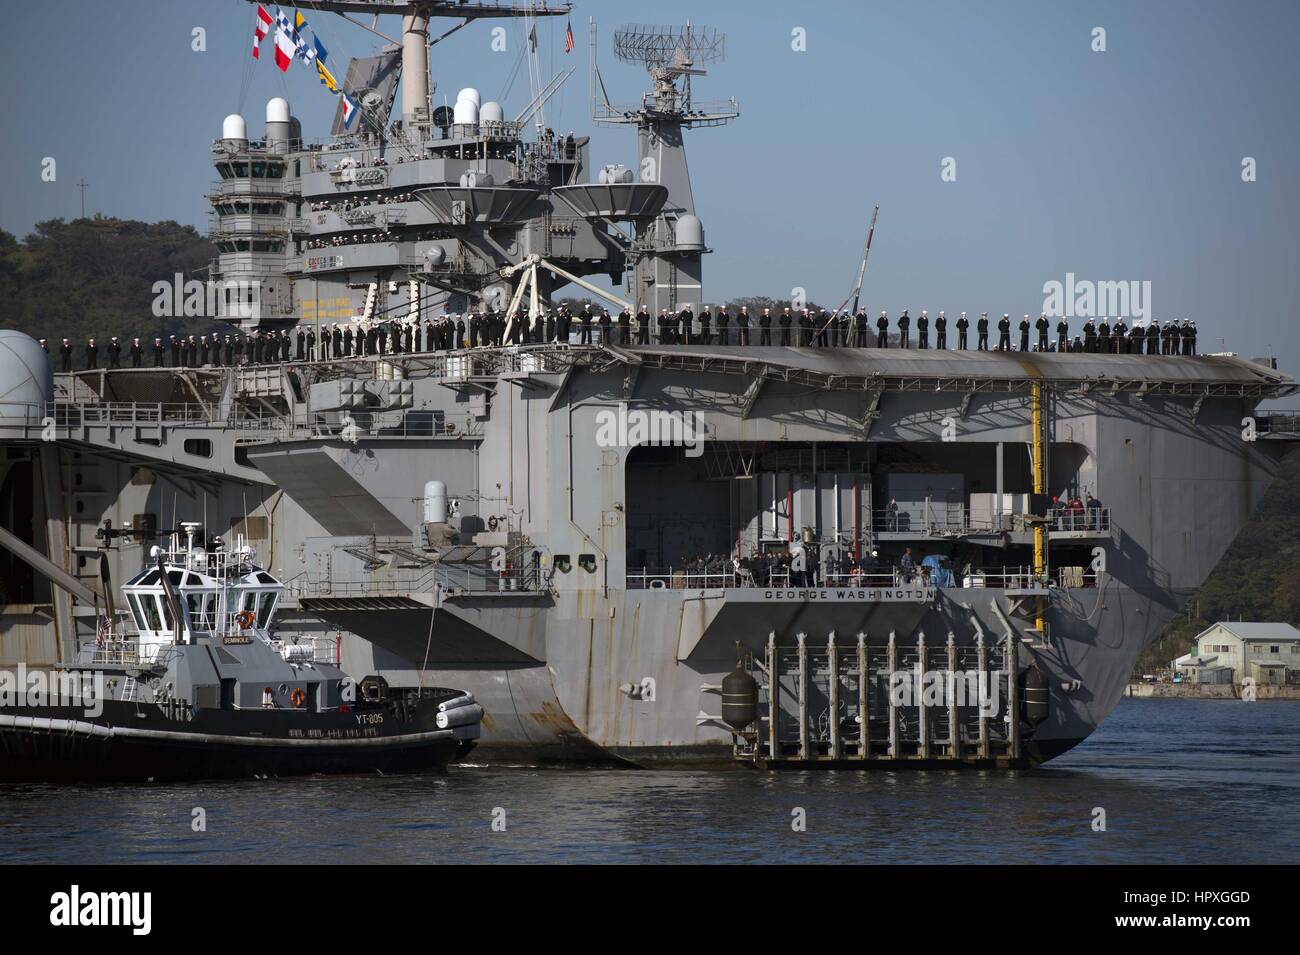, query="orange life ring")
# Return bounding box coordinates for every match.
[289,687,306,708]
[236,610,255,629]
